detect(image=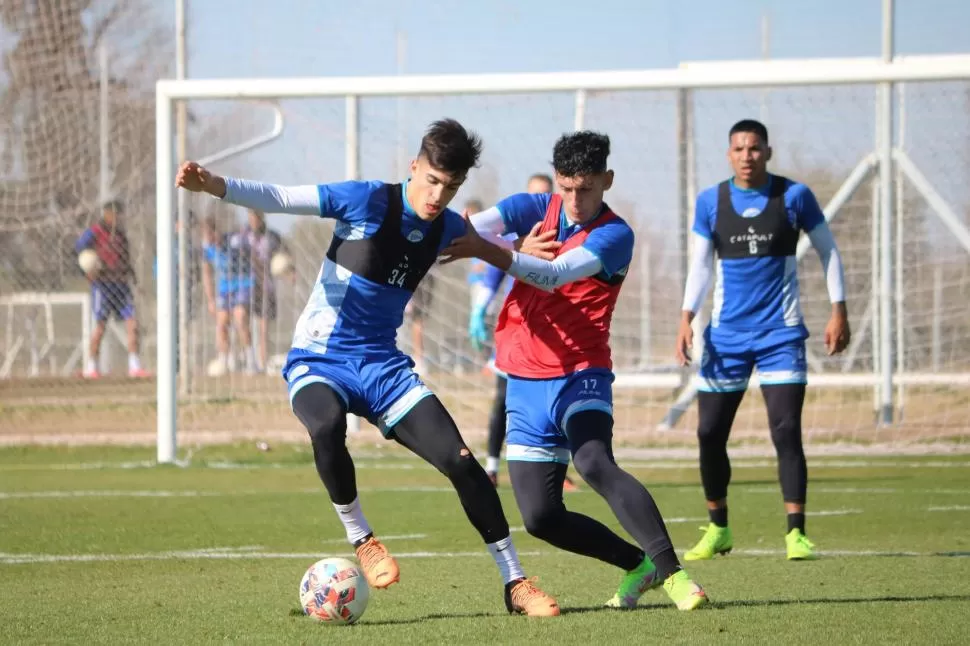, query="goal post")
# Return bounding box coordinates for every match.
[155,55,970,464]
